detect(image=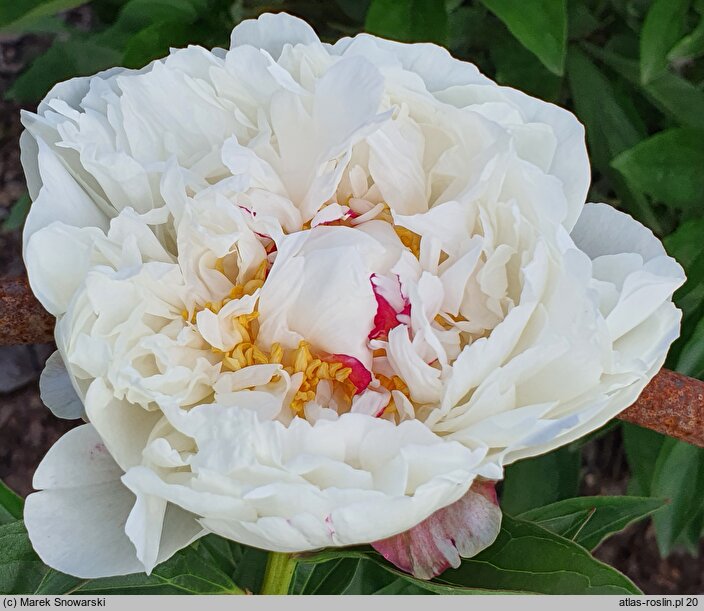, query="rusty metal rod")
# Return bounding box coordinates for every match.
[618,369,704,448]
[0,276,54,345]
[0,275,702,447]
